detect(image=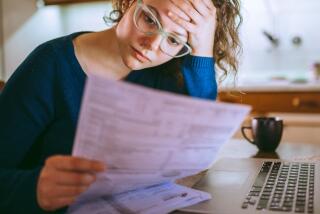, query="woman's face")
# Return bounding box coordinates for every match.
[115,0,189,70]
